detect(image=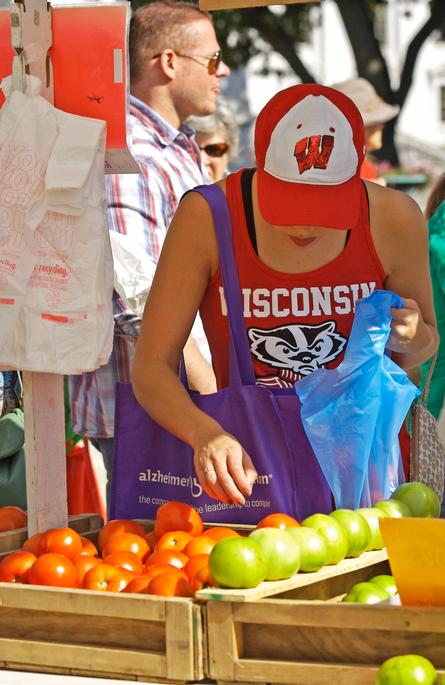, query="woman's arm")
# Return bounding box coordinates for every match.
[368,182,439,370]
[131,189,257,505]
